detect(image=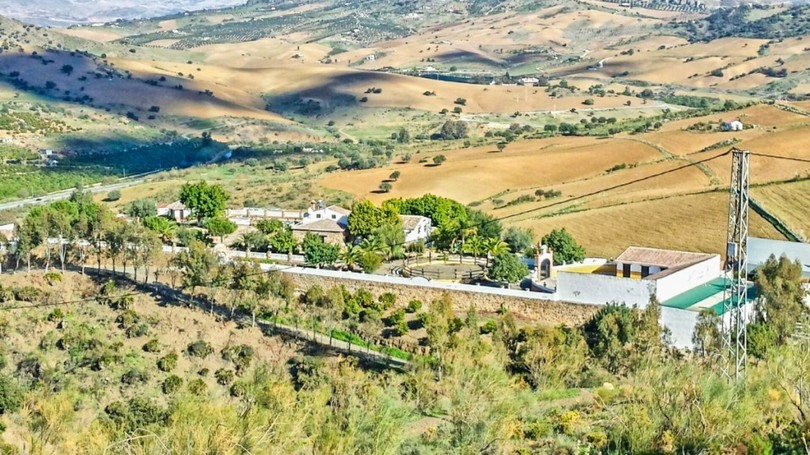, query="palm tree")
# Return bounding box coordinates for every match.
[341,245,362,271]
[463,235,486,259]
[485,238,510,264]
[359,236,384,256]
